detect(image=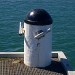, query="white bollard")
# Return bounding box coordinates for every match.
[20,9,53,67]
